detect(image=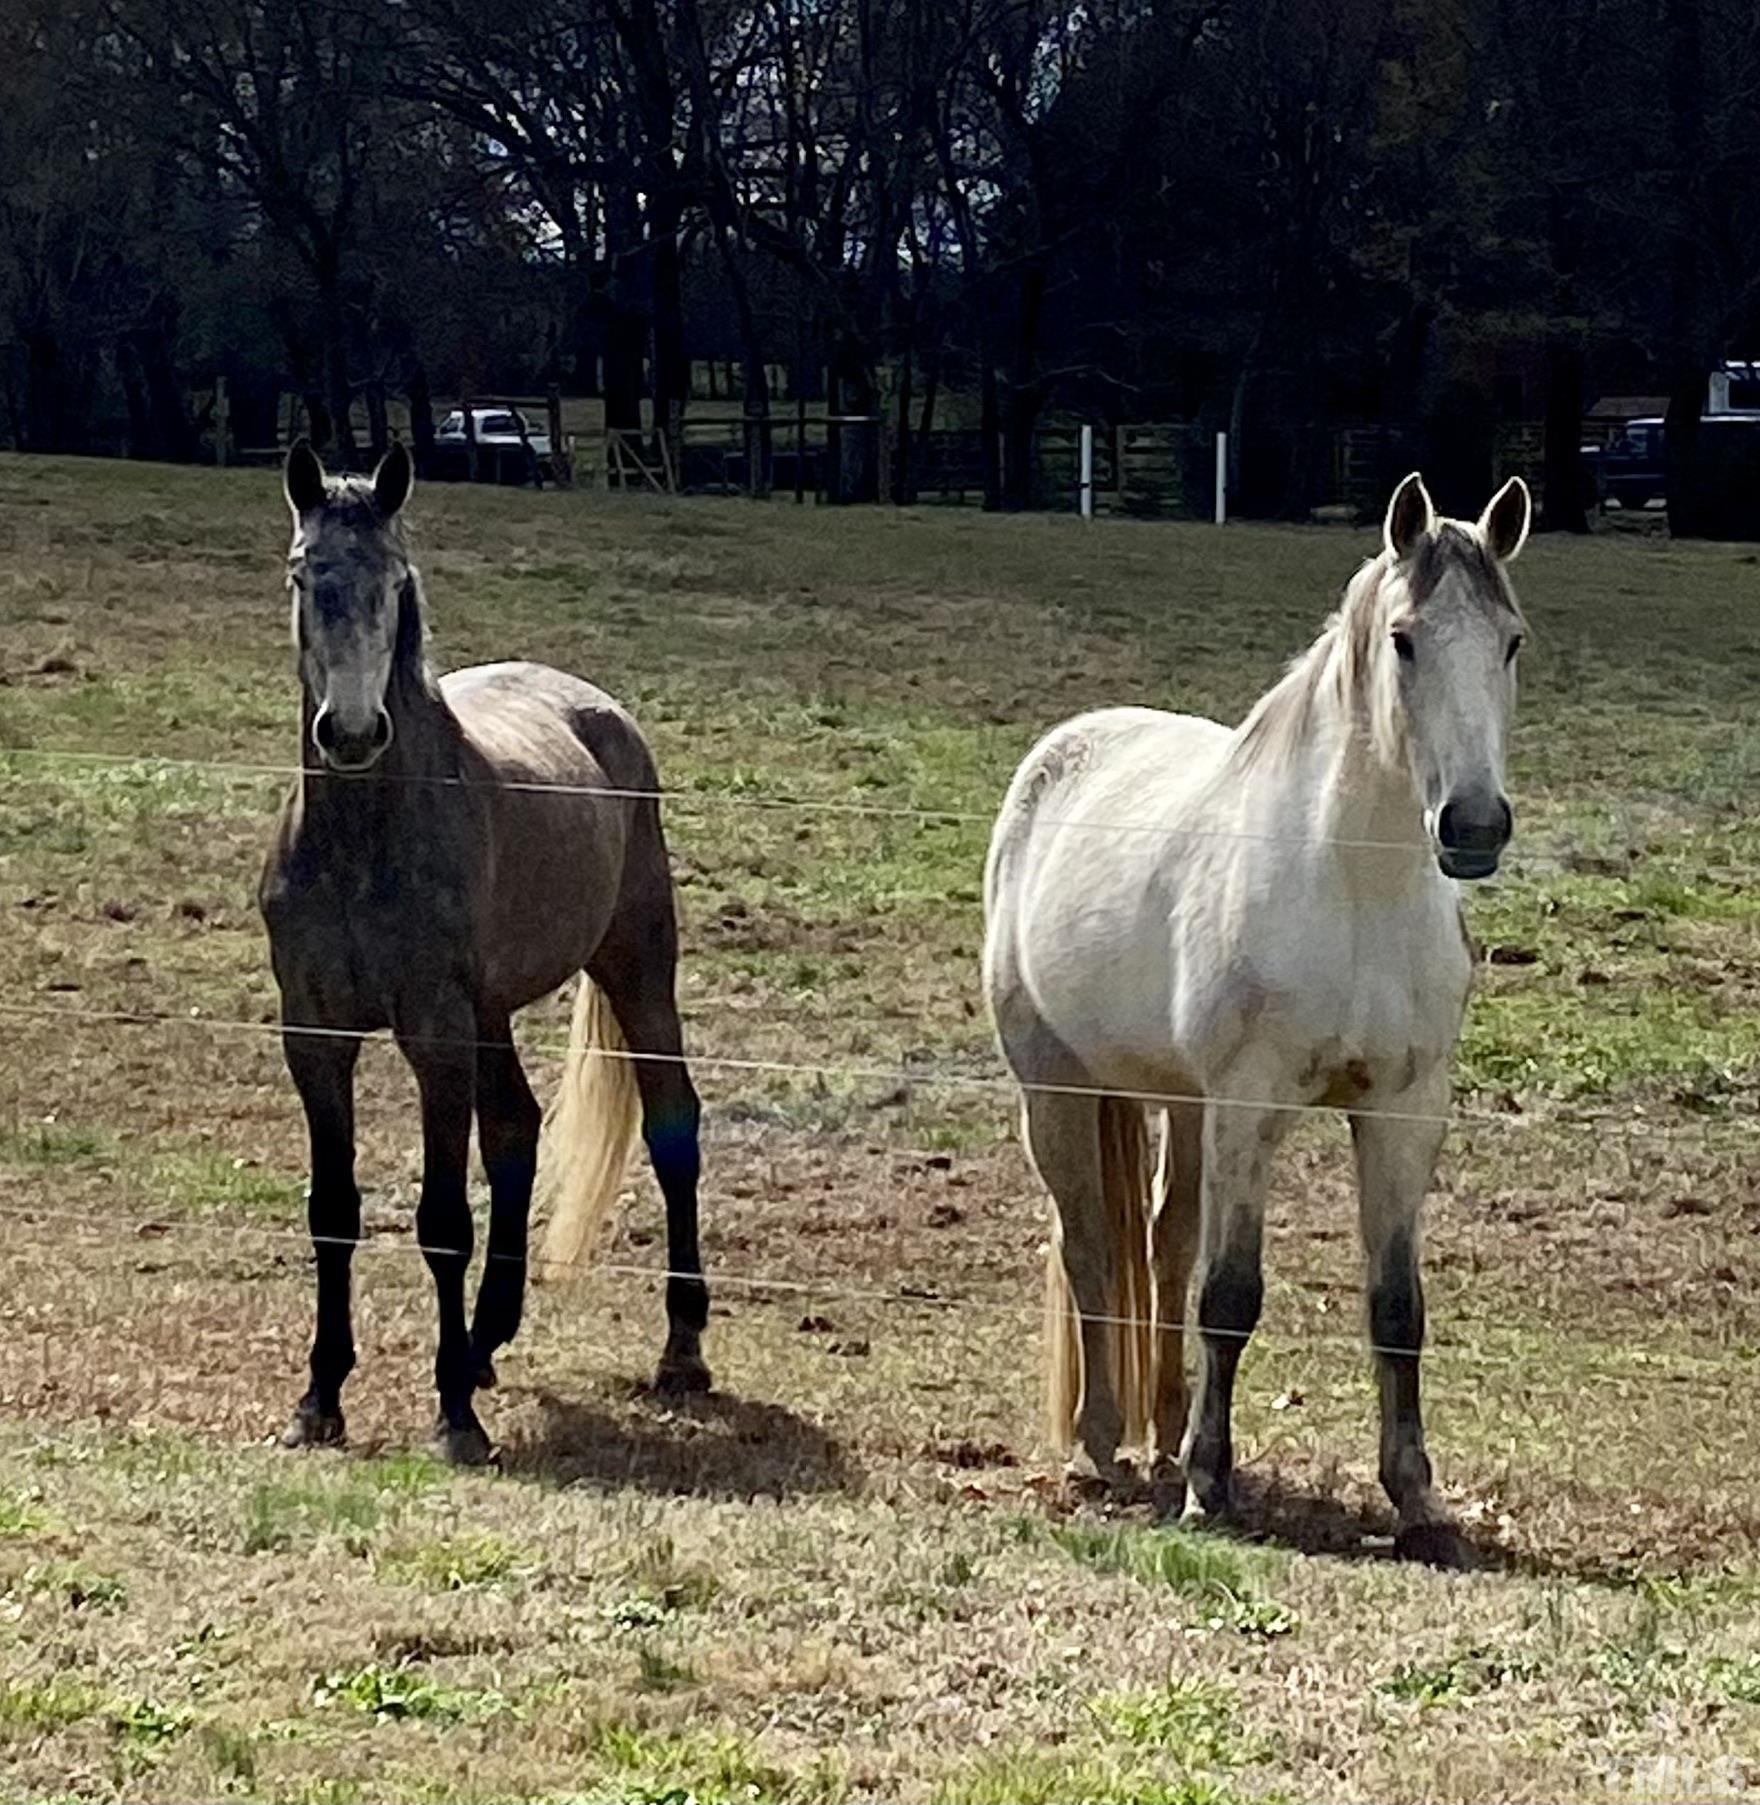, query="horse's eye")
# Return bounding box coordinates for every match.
[1505,634,1524,665]
[1392,630,1415,664]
